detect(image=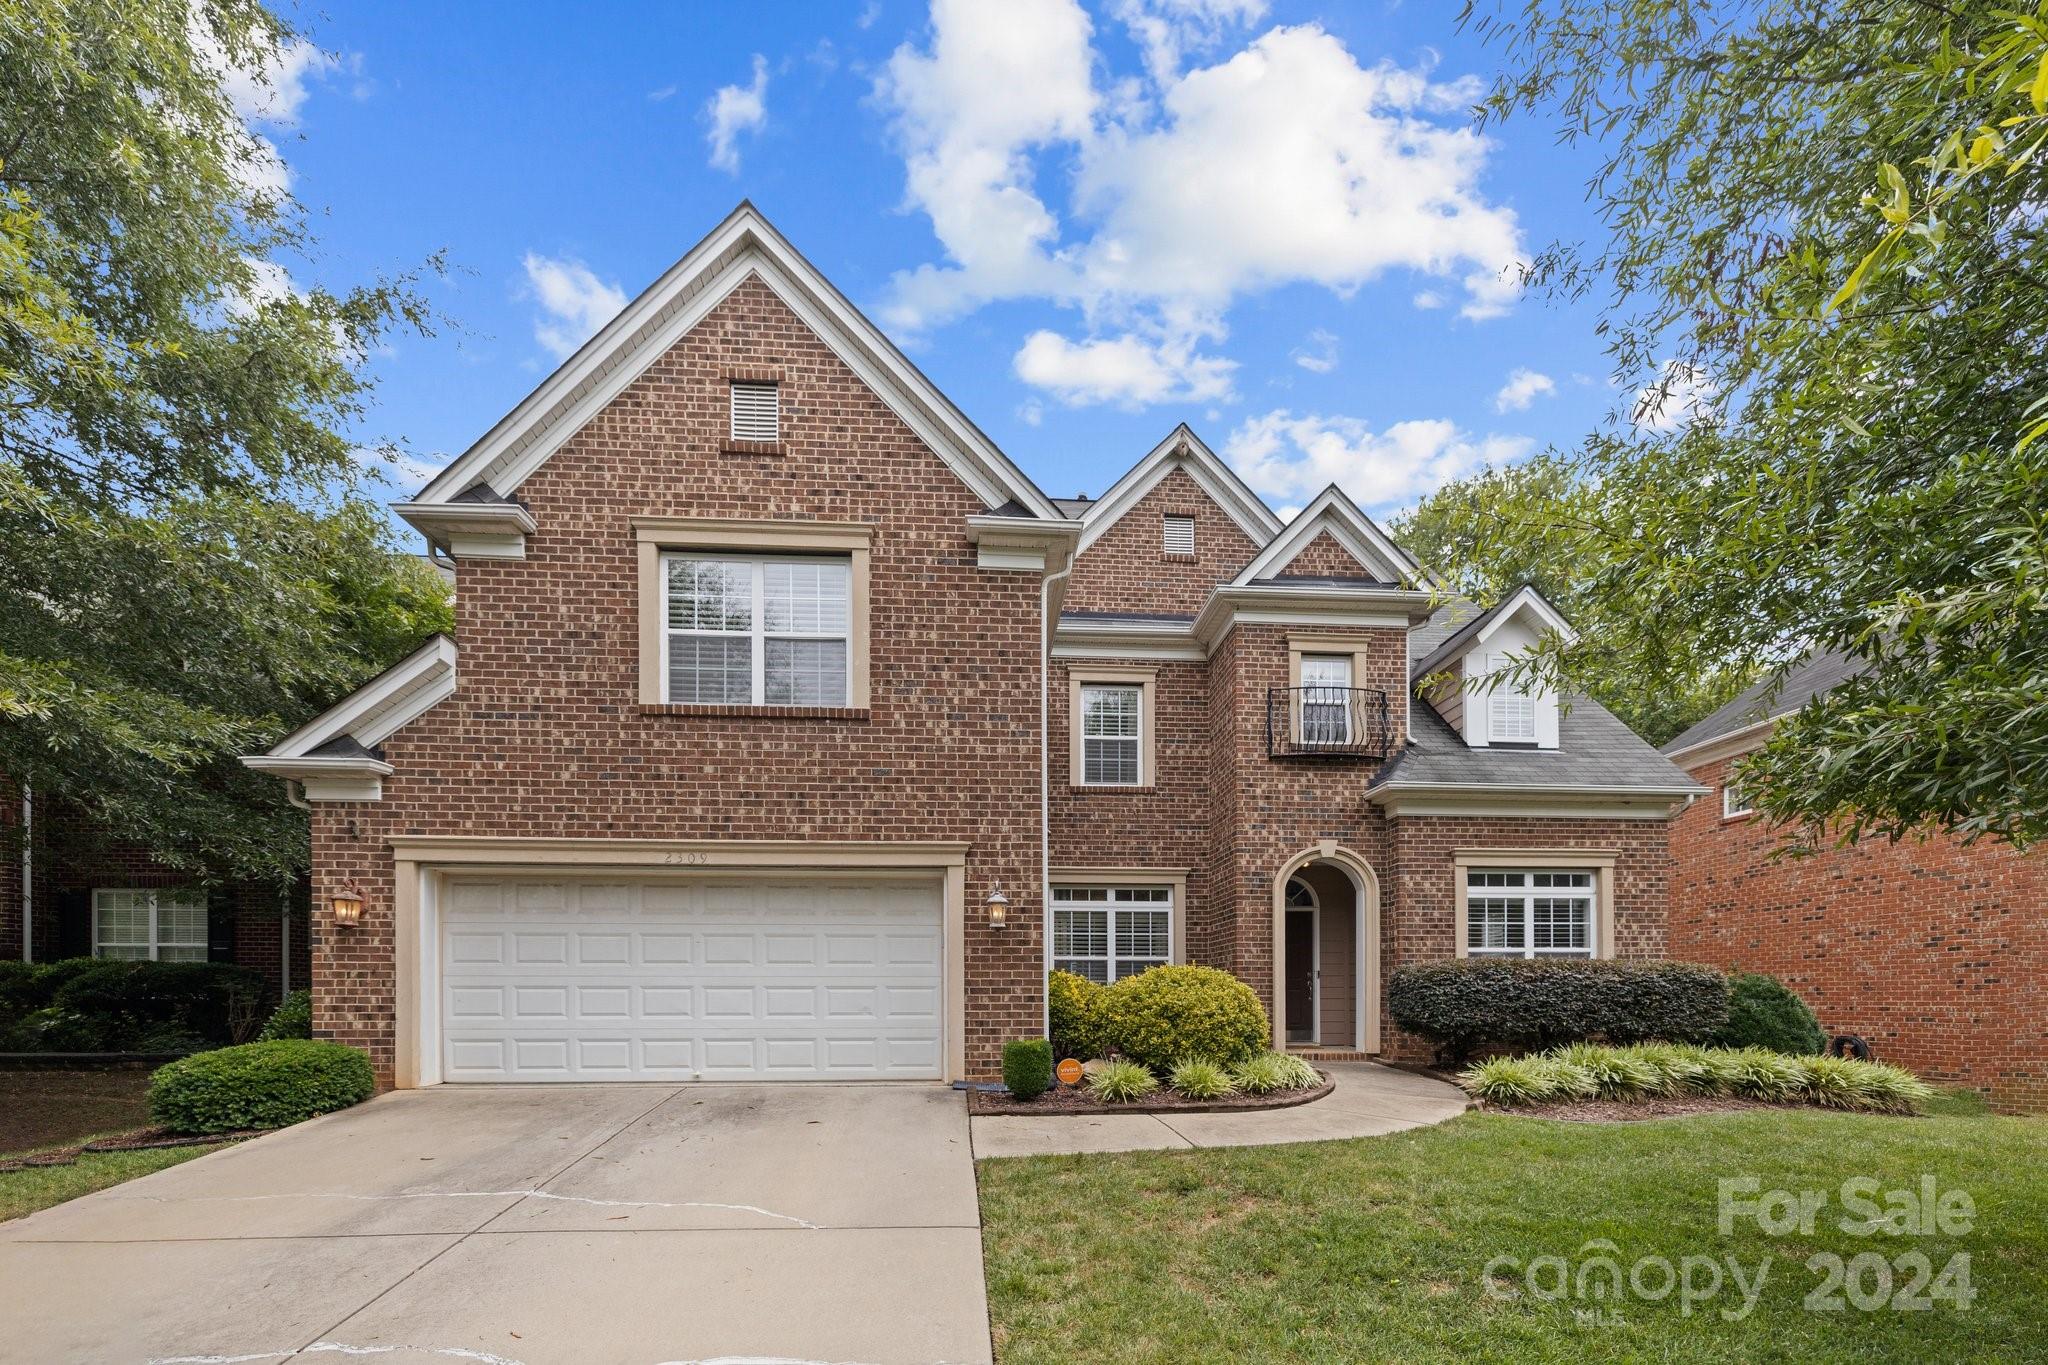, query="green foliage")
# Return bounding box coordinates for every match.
[0,958,265,1051]
[1096,966,1268,1072]
[1085,1059,1159,1104]
[1229,1051,1320,1095]
[1388,959,1729,1063]
[0,960,41,1027]
[0,1,451,889]
[1713,973,1827,1055]
[1047,970,1107,1061]
[147,1039,373,1134]
[1003,1039,1054,1101]
[1168,1058,1236,1100]
[1461,1044,1935,1113]
[258,989,312,1042]
[1460,3,2048,844]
